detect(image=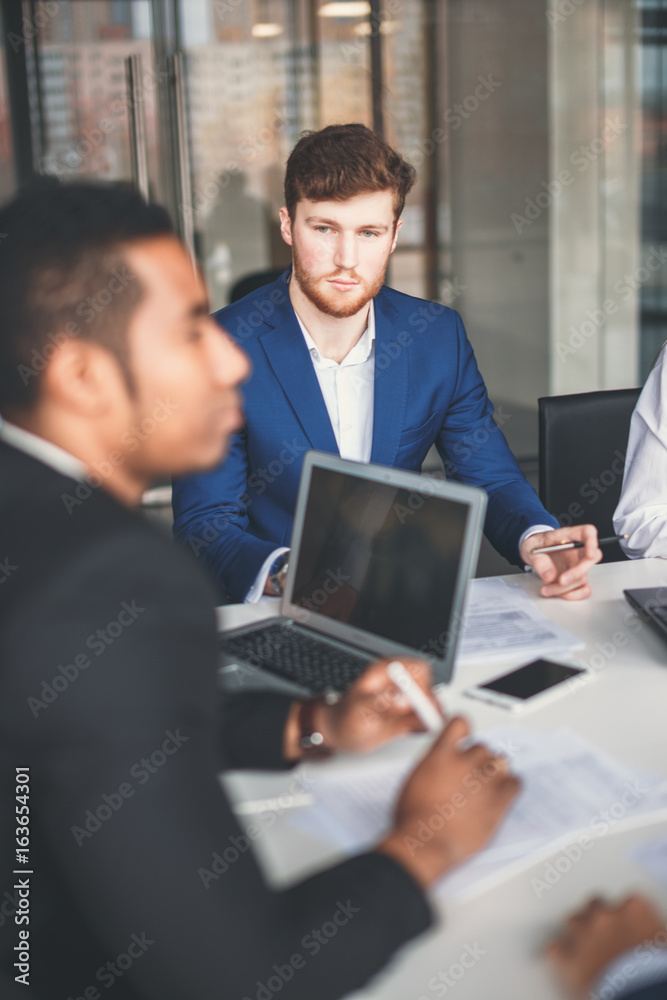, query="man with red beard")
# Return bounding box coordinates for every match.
[173,123,600,605]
